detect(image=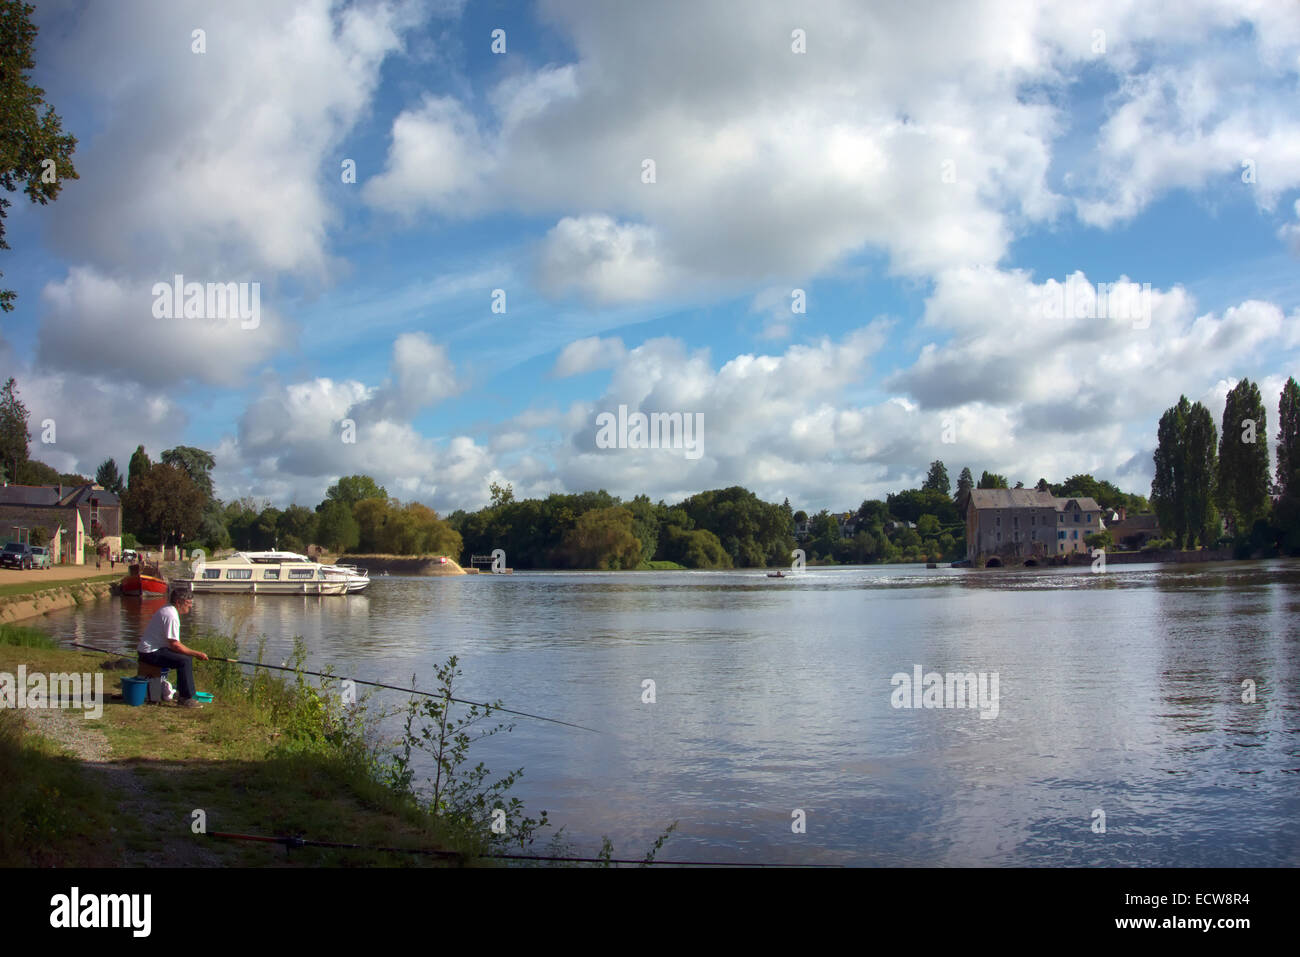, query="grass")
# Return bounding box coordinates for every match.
[0,573,118,599]
[0,632,473,867]
[0,624,58,648]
